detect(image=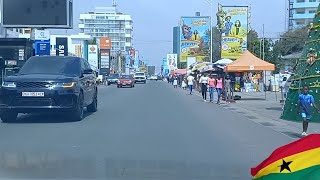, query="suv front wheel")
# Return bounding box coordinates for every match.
[70,92,84,121]
[1,111,18,123]
[87,90,98,112]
